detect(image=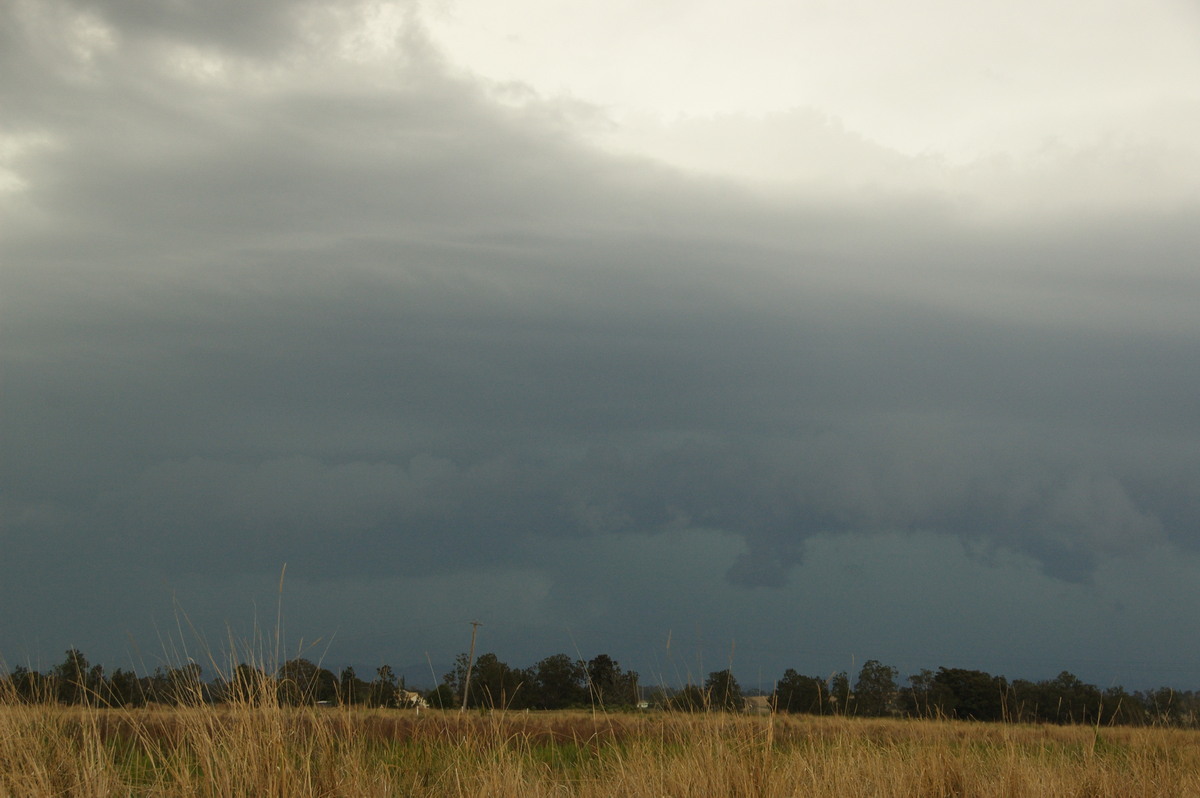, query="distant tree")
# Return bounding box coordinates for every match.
[7,665,50,703]
[166,663,204,705]
[277,659,335,705]
[670,684,706,712]
[87,664,107,701]
[315,667,338,703]
[53,649,90,704]
[1144,688,1200,727]
[586,654,640,707]
[1044,671,1102,725]
[647,687,674,709]
[704,670,743,711]
[370,665,399,707]
[621,670,641,708]
[225,663,268,705]
[444,653,528,709]
[427,683,456,709]
[586,654,618,705]
[1100,685,1146,726]
[277,659,312,705]
[900,668,957,718]
[899,668,929,717]
[828,671,851,716]
[931,667,1007,722]
[472,654,530,709]
[108,668,144,707]
[1140,687,1178,725]
[442,652,471,706]
[144,667,169,704]
[774,669,826,714]
[339,666,370,705]
[531,654,587,709]
[853,660,898,717]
